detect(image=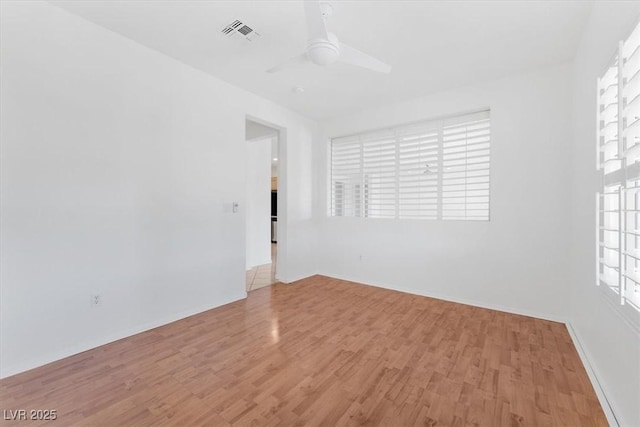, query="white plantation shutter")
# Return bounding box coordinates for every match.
[442,112,491,220]
[330,110,491,221]
[623,22,640,312]
[397,124,440,219]
[597,20,640,319]
[330,136,360,217]
[362,131,397,218]
[598,52,622,300]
